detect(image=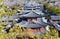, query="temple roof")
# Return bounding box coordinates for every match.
[51,16,60,20]
[24,22,42,28]
[32,18,48,26]
[17,20,27,25]
[17,18,48,28]
[17,21,42,28]
[19,11,40,18]
[33,10,44,15]
[50,20,60,30]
